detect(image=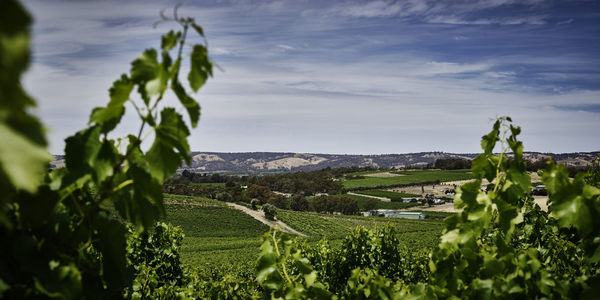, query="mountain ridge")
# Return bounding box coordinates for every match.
[50,151,599,174]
